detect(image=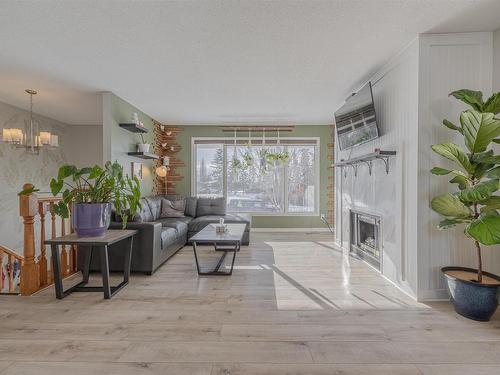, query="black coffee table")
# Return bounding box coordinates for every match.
[45,229,137,299]
[189,223,246,276]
